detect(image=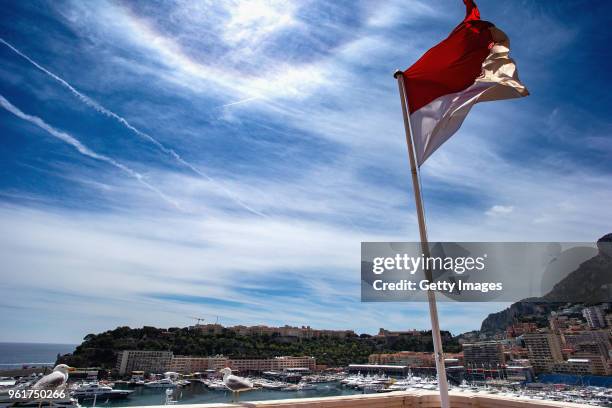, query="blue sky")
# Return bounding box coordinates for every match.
[1,0,611,344]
